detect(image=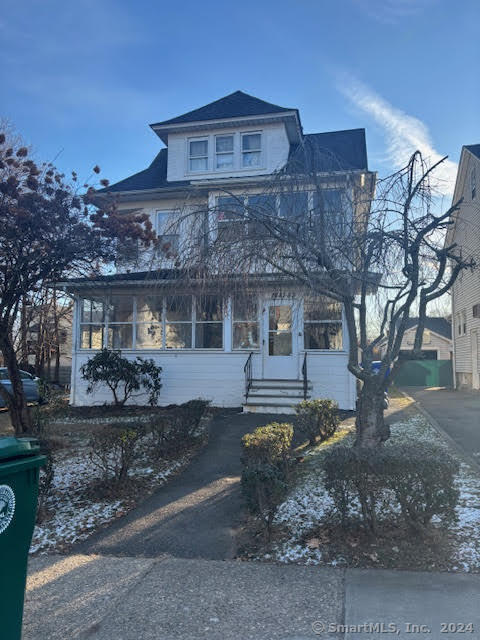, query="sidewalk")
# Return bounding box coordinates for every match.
[24,554,480,640]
